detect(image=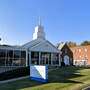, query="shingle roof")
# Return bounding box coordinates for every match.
[58,42,66,50]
